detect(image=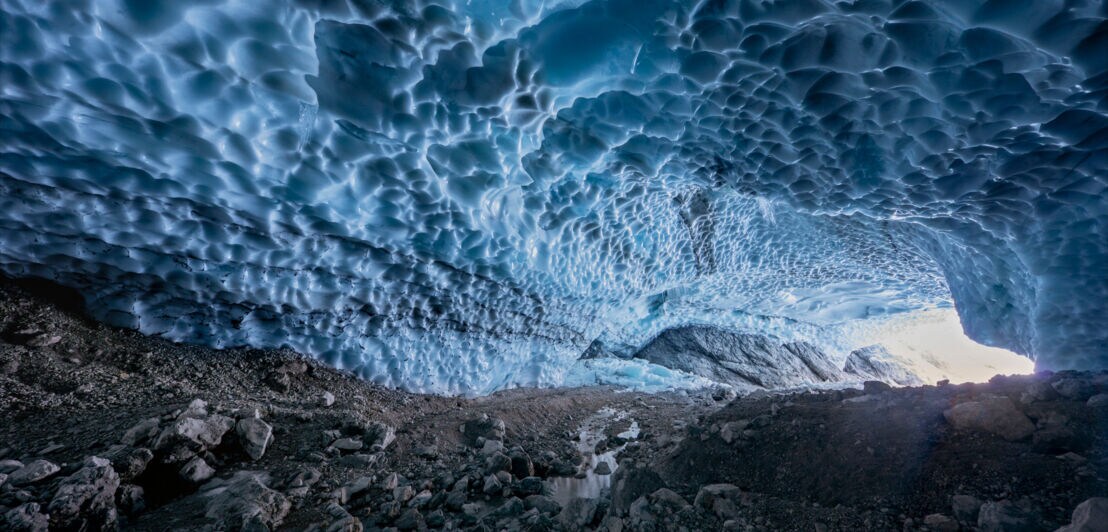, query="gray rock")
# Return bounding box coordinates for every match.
[1020,381,1058,404]
[330,437,363,452]
[1087,394,1108,408]
[594,461,612,475]
[408,489,433,508]
[515,476,544,496]
[609,463,664,516]
[47,456,120,530]
[559,497,598,529]
[1052,378,1096,400]
[117,484,146,514]
[648,488,690,514]
[524,495,561,515]
[334,476,371,504]
[395,508,424,530]
[202,471,290,531]
[394,485,414,504]
[319,391,336,407]
[461,415,506,446]
[977,500,1040,532]
[107,446,153,482]
[480,439,504,457]
[364,421,396,452]
[486,452,512,474]
[694,483,741,514]
[121,417,161,446]
[483,474,503,496]
[445,488,468,511]
[494,496,525,517]
[8,459,60,486]
[719,421,749,444]
[153,414,235,462]
[180,456,216,484]
[425,509,446,528]
[943,397,1035,441]
[0,458,24,474]
[325,516,362,532]
[236,416,273,461]
[3,502,49,532]
[1056,497,1108,532]
[461,503,482,525]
